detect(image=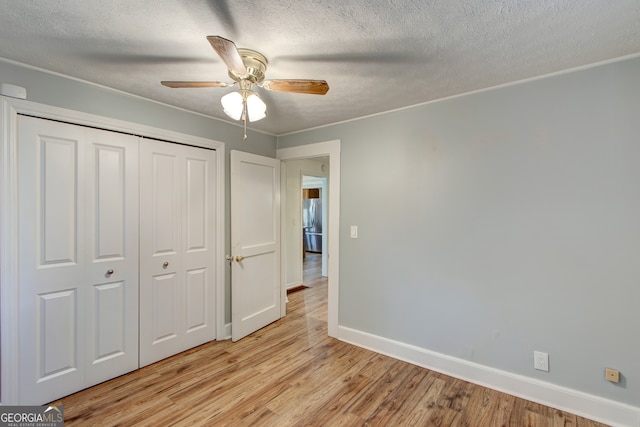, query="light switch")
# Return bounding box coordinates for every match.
[350,225,358,238]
